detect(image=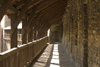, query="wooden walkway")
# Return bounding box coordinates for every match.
[30,43,76,67]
